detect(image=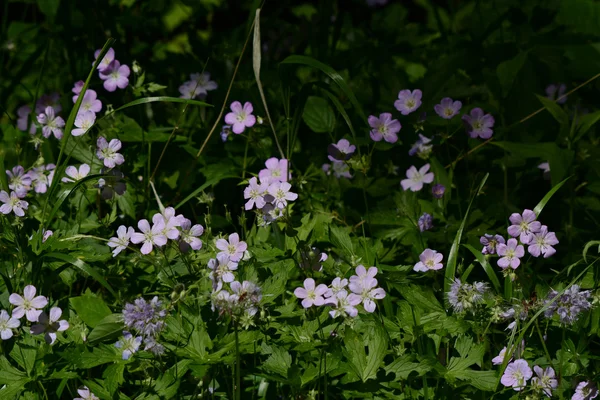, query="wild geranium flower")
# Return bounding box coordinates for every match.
[230,281,262,317]
[348,266,386,312]
[179,218,204,252]
[0,310,20,340]
[99,60,130,92]
[349,265,378,287]
[94,47,115,72]
[108,225,135,257]
[294,278,328,308]
[208,253,238,284]
[431,183,445,198]
[531,366,557,398]
[72,80,84,96]
[480,234,506,255]
[400,163,434,192]
[414,249,444,272]
[216,233,247,262]
[9,285,48,322]
[418,213,433,232]
[447,278,488,313]
[72,111,96,137]
[42,230,53,242]
[322,161,353,179]
[462,108,495,139]
[75,90,102,115]
[153,209,182,240]
[368,113,401,143]
[131,219,168,254]
[267,181,298,209]
[62,164,91,183]
[96,137,125,168]
[179,72,218,99]
[28,164,55,194]
[74,386,100,400]
[259,157,289,183]
[328,290,361,318]
[492,347,509,365]
[546,83,567,105]
[115,331,142,360]
[16,105,36,134]
[327,139,356,161]
[244,177,268,210]
[508,209,541,244]
[544,285,592,325]
[528,225,559,258]
[434,97,462,119]
[0,190,28,217]
[7,166,31,198]
[37,106,65,139]
[408,133,432,158]
[572,381,599,400]
[35,92,62,114]
[325,277,349,298]
[394,89,422,115]
[30,307,69,345]
[501,359,532,391]
[224,101,256,134]
[497,238,525,269]
[220,125,231,142]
